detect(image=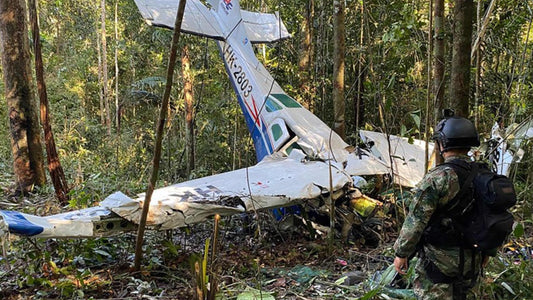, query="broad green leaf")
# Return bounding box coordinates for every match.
[410,112,421,128]
[513,222,524,238]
